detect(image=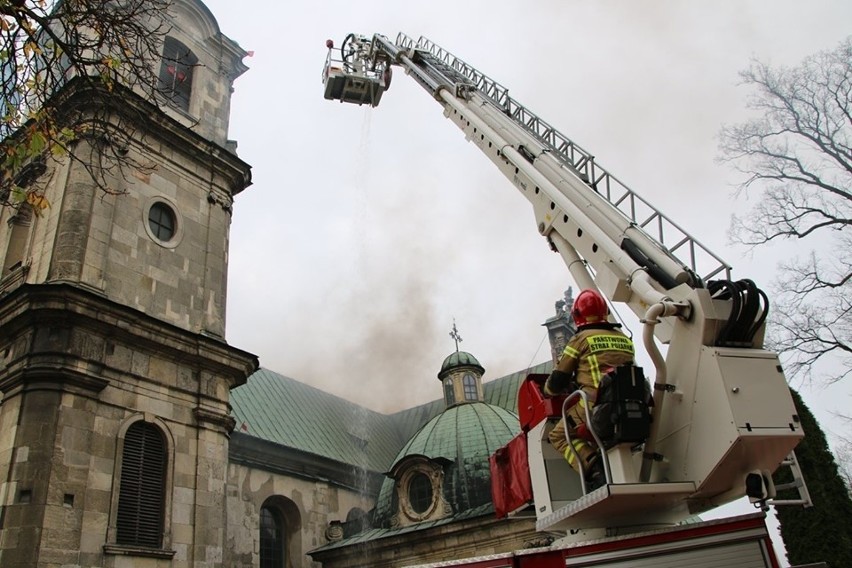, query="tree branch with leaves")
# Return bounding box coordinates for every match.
[1,0,173,210]
[719,37,852,383]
